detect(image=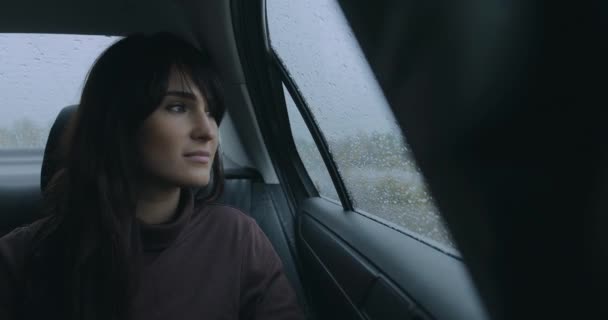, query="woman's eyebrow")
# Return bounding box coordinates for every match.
[165,91,197,100]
